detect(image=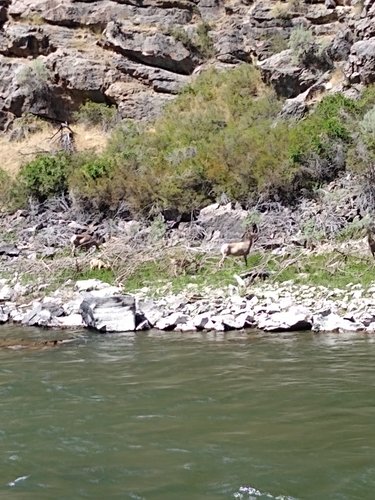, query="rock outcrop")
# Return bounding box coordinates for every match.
[0,0,373,129]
